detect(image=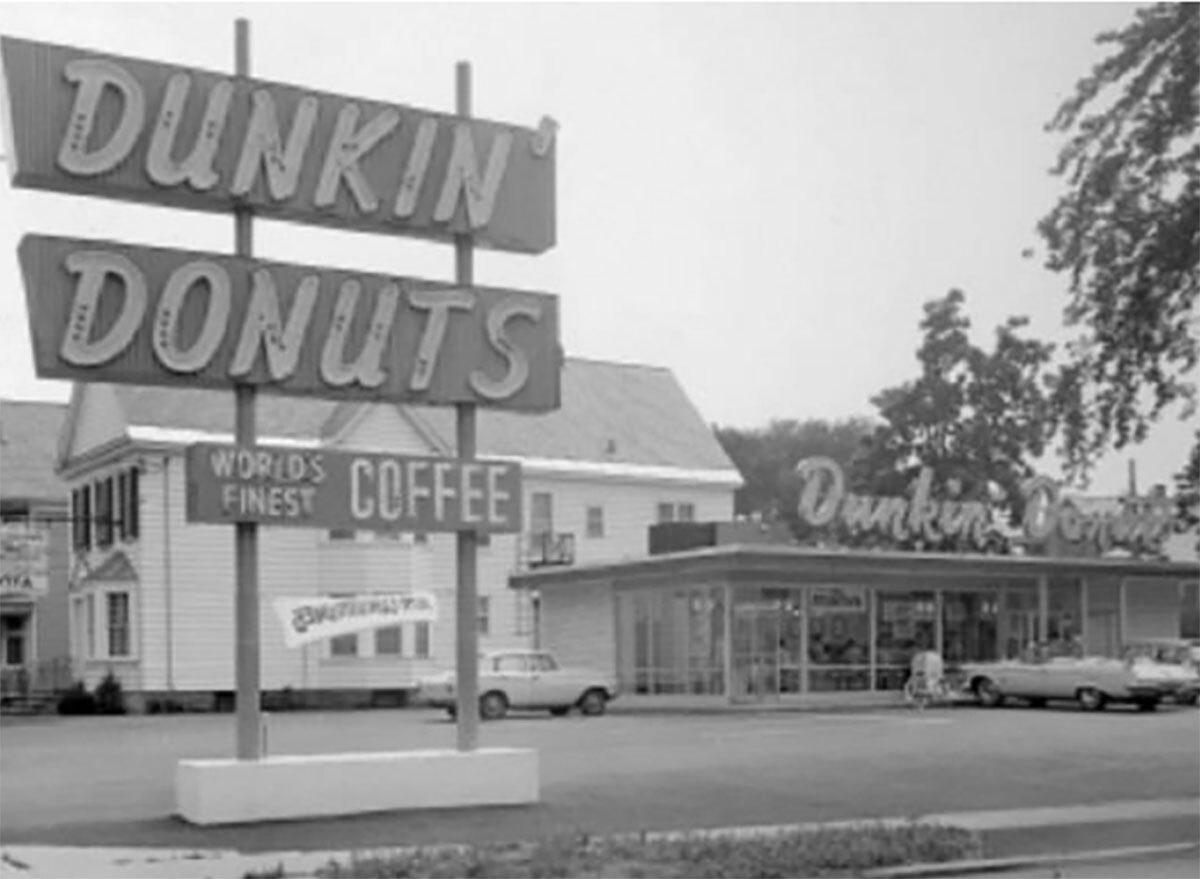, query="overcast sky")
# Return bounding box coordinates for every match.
[0,2,1193,496]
